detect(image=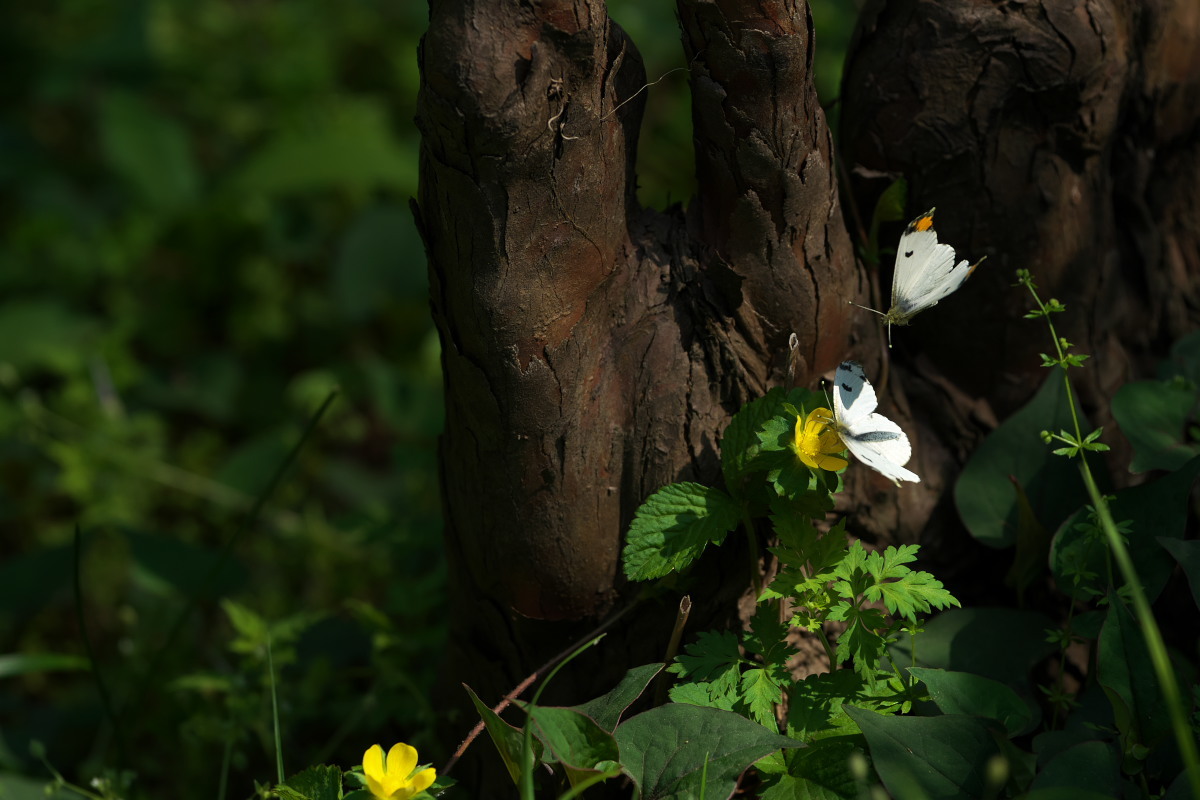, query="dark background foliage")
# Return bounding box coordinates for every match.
[0,0,859,797]
[10,0,1200,797]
